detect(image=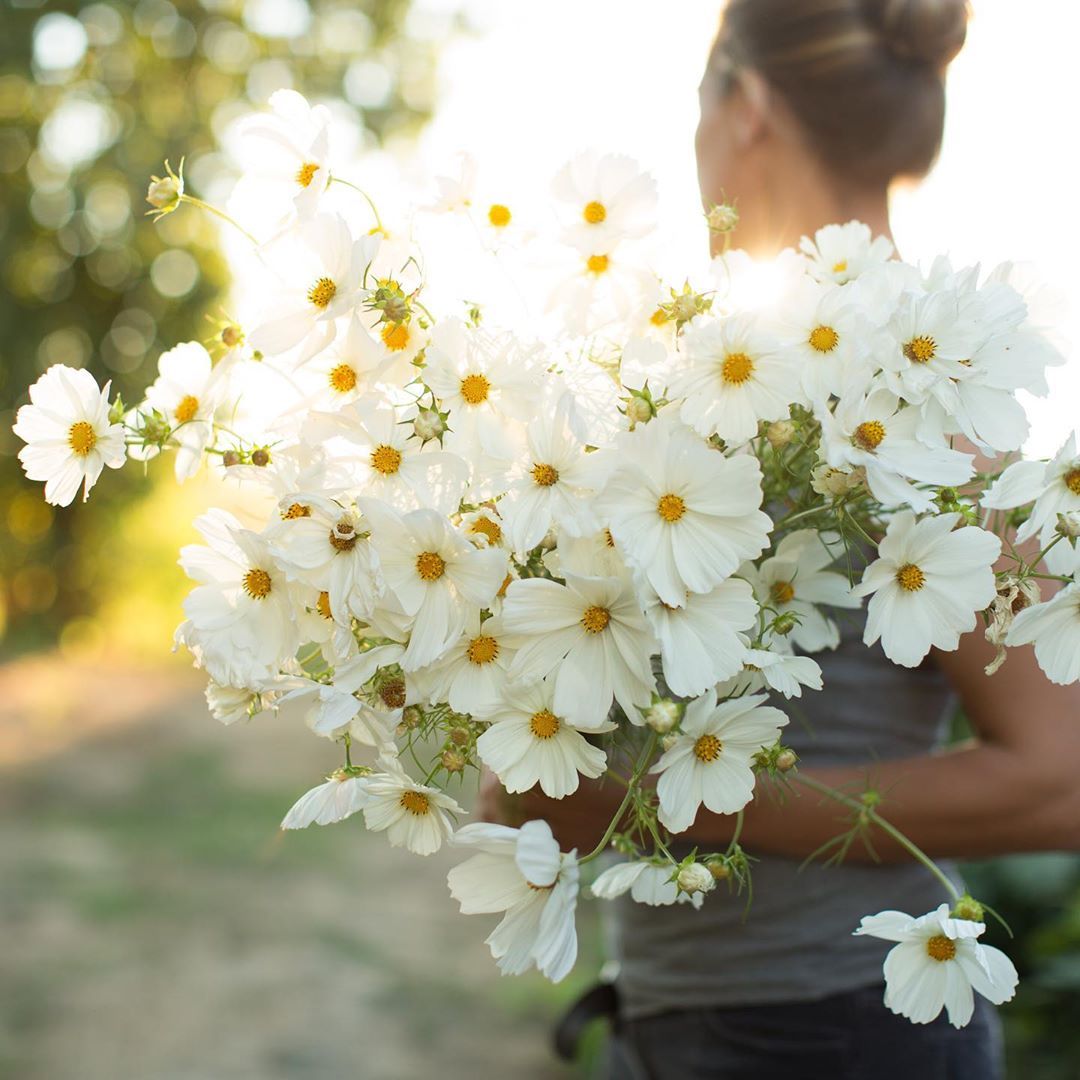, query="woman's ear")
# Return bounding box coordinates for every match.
[729,69,771,147]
